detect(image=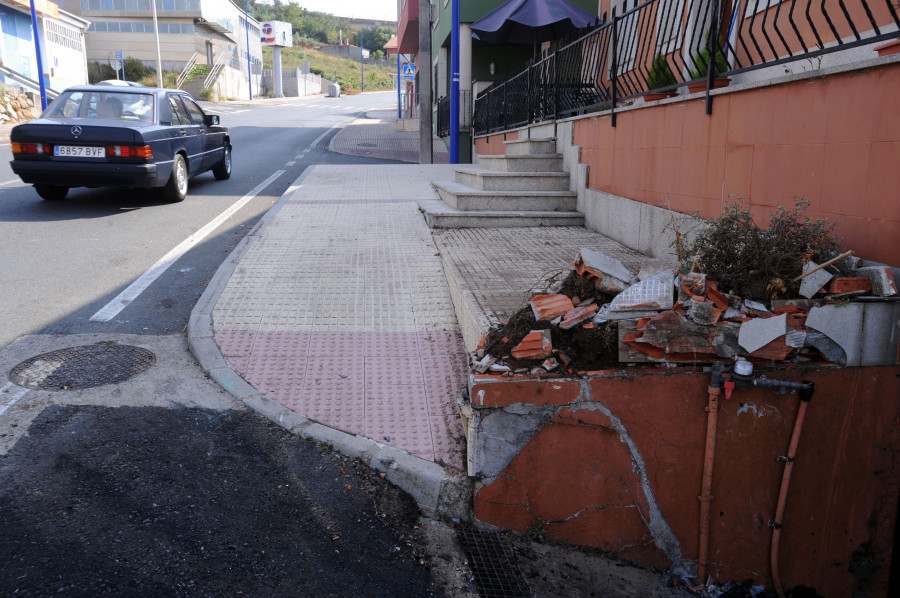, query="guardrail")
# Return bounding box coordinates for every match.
[436,90,472,138]
[474,0,900,135]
